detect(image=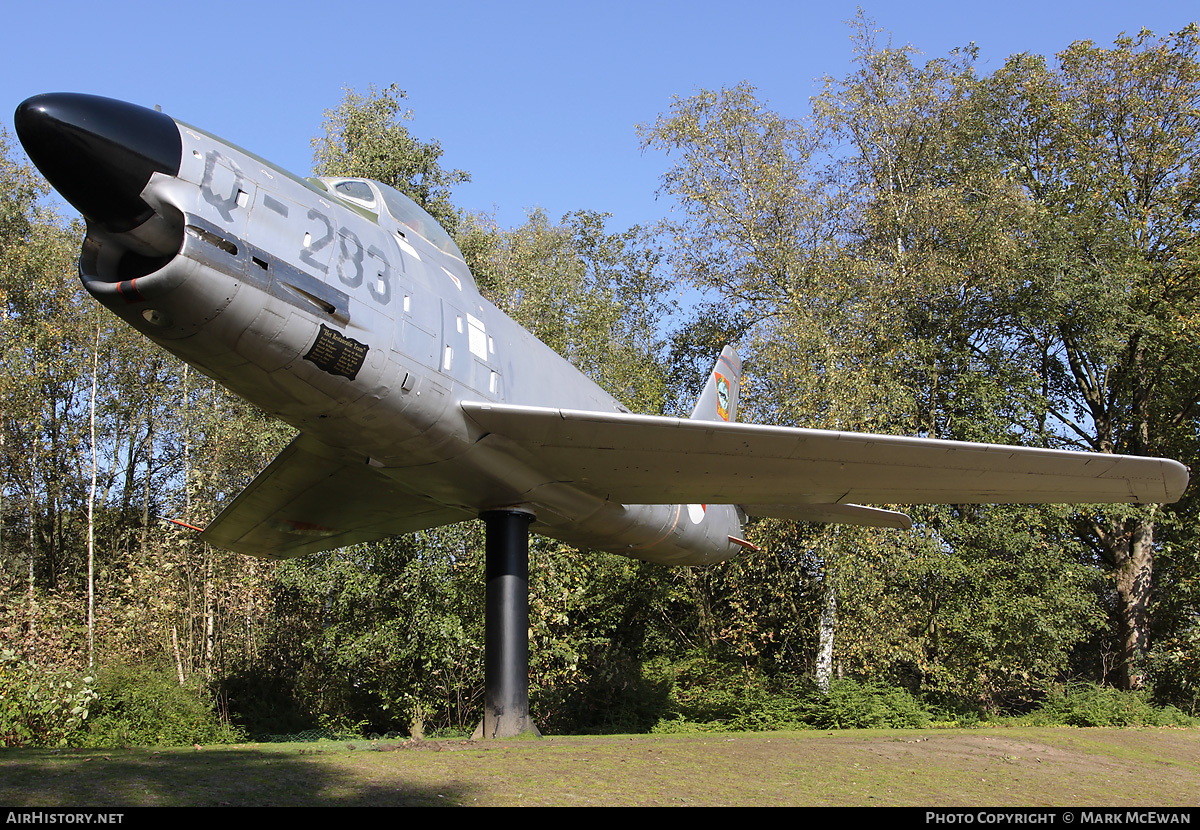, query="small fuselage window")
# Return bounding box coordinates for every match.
[333,179,376,207]
[320,177,465,264]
